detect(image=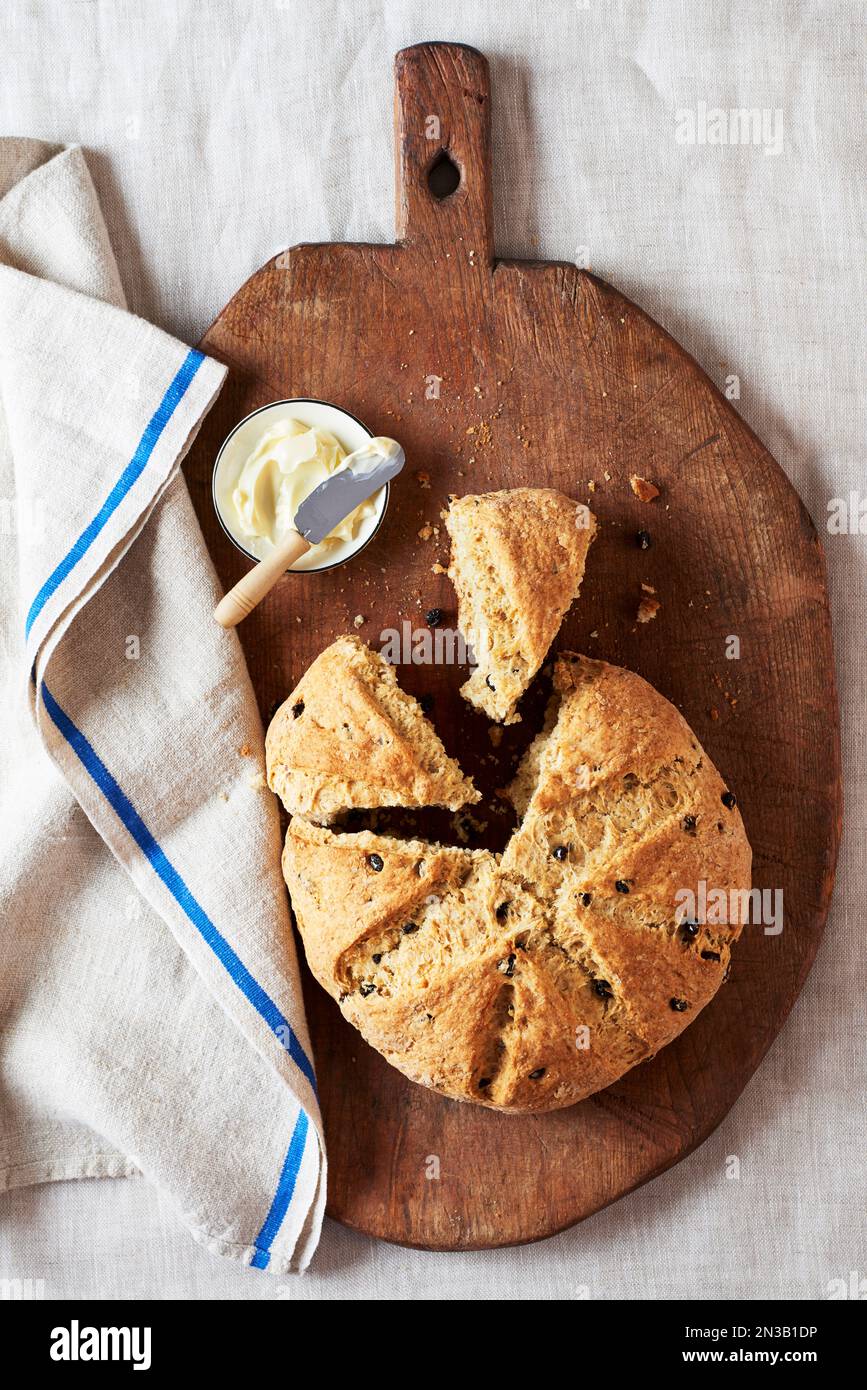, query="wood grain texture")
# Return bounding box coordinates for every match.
[184,42,842,1250]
